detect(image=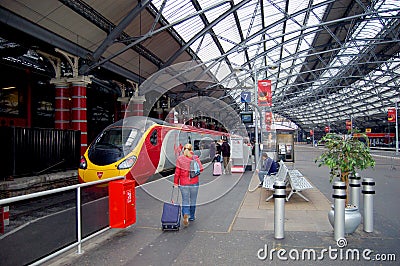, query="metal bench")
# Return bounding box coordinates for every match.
[263,161,288,201]
[286,169,313,202]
